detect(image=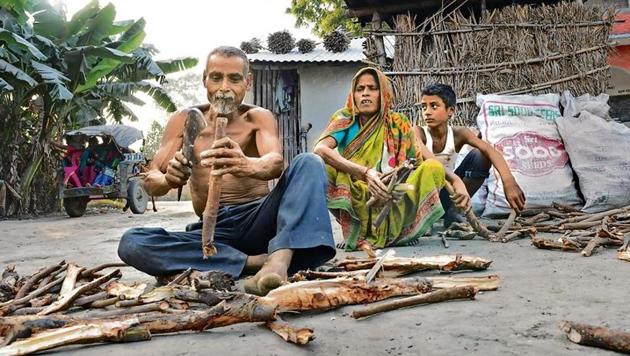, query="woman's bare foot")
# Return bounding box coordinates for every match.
[243,249,293,296]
